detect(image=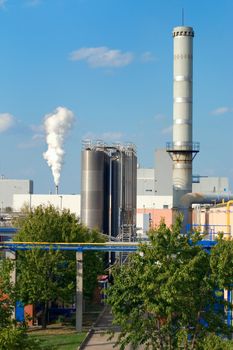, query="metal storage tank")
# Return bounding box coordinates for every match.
[81,141,137,241]
[122,147,137,240]
[111,155,120,237]
[131,150,137,232]
[103,151,110,235]
[81,145,106,232]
